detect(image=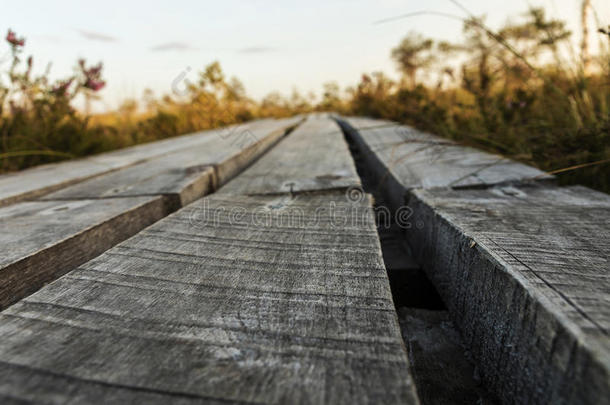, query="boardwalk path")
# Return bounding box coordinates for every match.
[0,118,299,309]
[0,113,607,404]
[0,115,419,404]
[338,116,609,404]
